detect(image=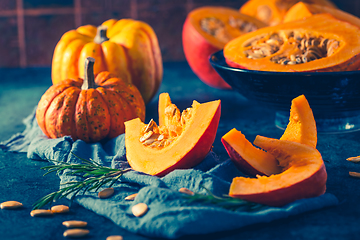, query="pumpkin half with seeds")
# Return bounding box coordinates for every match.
[36,57,145,143]
[224,14,360,72]
[125,92,221,176]
[182,6,267,89]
